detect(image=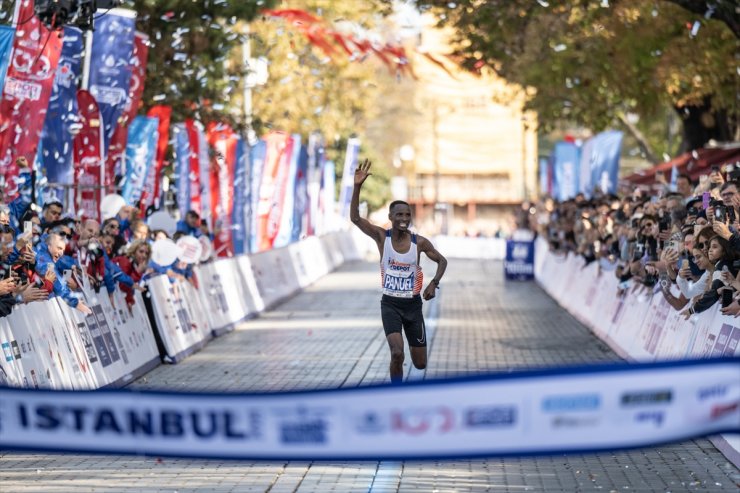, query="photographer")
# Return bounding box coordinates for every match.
[35,233,91,315]
[681,235,739,318]
[0,225,51,317]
